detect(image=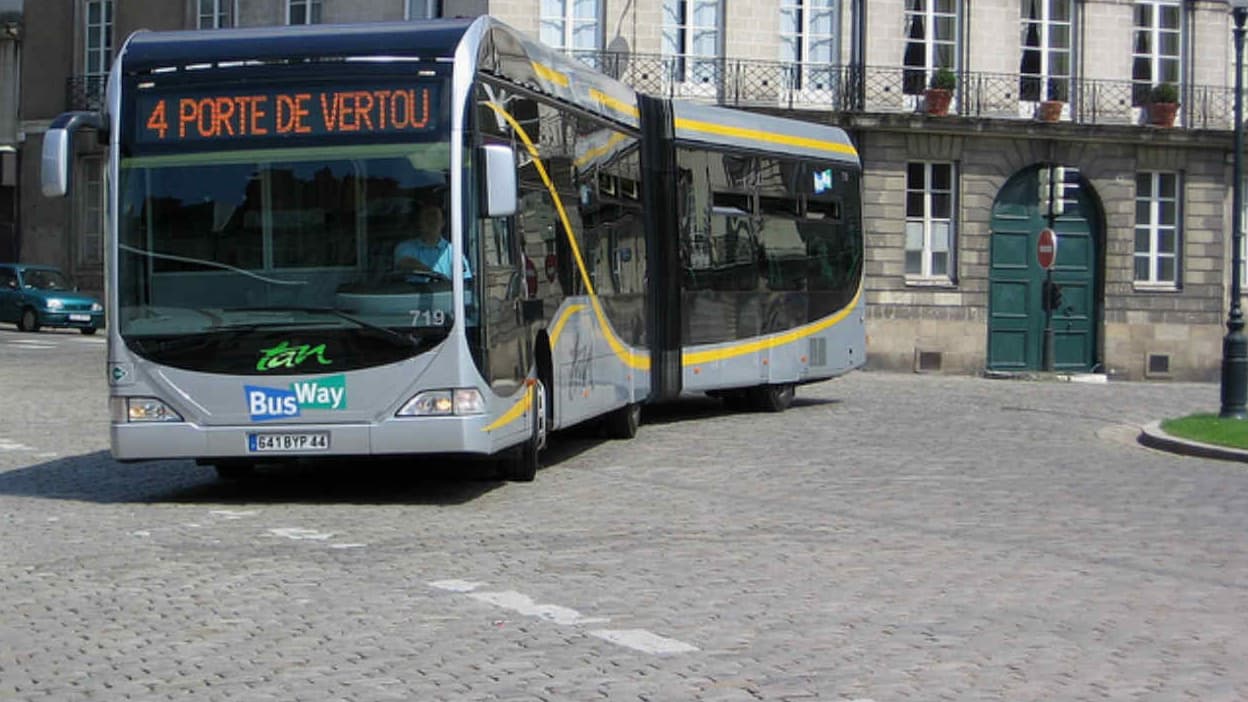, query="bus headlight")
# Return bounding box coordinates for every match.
[113,397,184,423]
[397,388,485,417]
